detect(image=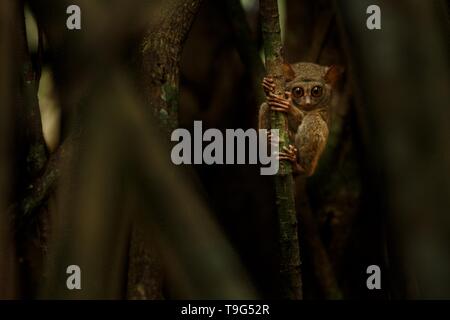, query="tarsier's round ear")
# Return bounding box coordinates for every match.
[324,65,344,86]
[282,63,296,82]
